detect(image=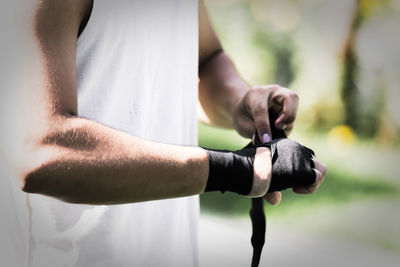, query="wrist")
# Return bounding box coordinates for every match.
[204,147,256,195]
[229,83,249,119]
